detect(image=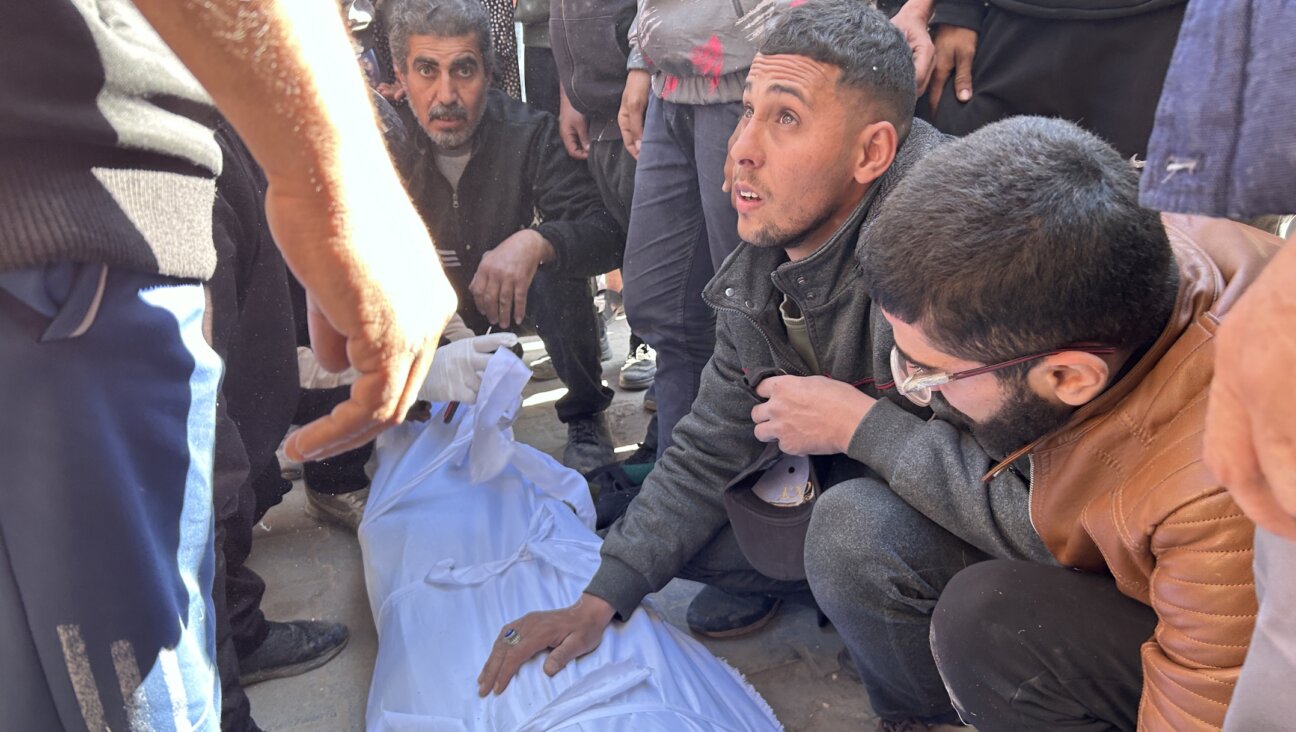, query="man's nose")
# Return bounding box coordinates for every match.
[730,120,763,168]
[435,74,460,106]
